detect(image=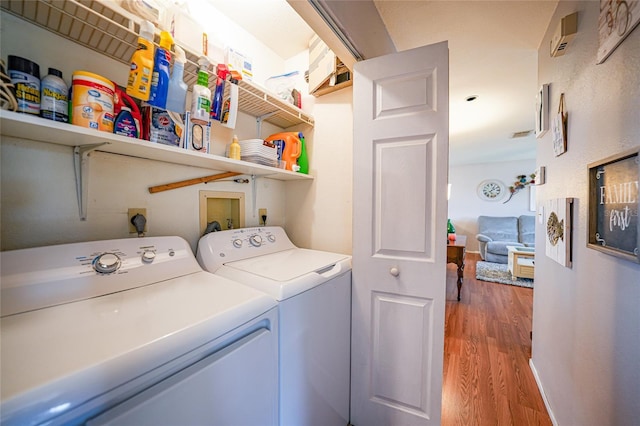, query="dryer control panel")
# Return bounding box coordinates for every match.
[197,226,296,273]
